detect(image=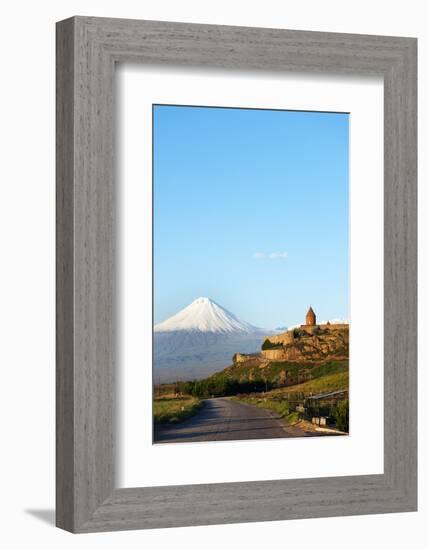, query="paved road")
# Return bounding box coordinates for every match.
[154,397,310,444]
